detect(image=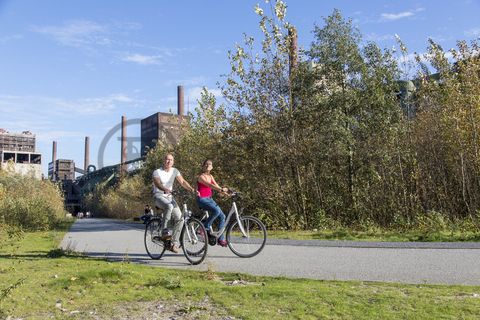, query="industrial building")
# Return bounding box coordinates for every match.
[48,159,75,181]
[0,129,42,179]
[140,86,187,156]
